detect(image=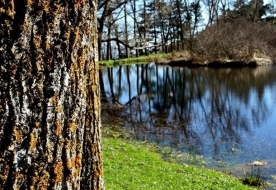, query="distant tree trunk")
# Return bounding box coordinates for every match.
[205,0,219,26]
[115,31,122,58]
[106,15,112,60]
[131,0,139,57]
[175,0,185,50]
[98,0,110,61]
[0,1,104,190]
[124,3,129,58]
